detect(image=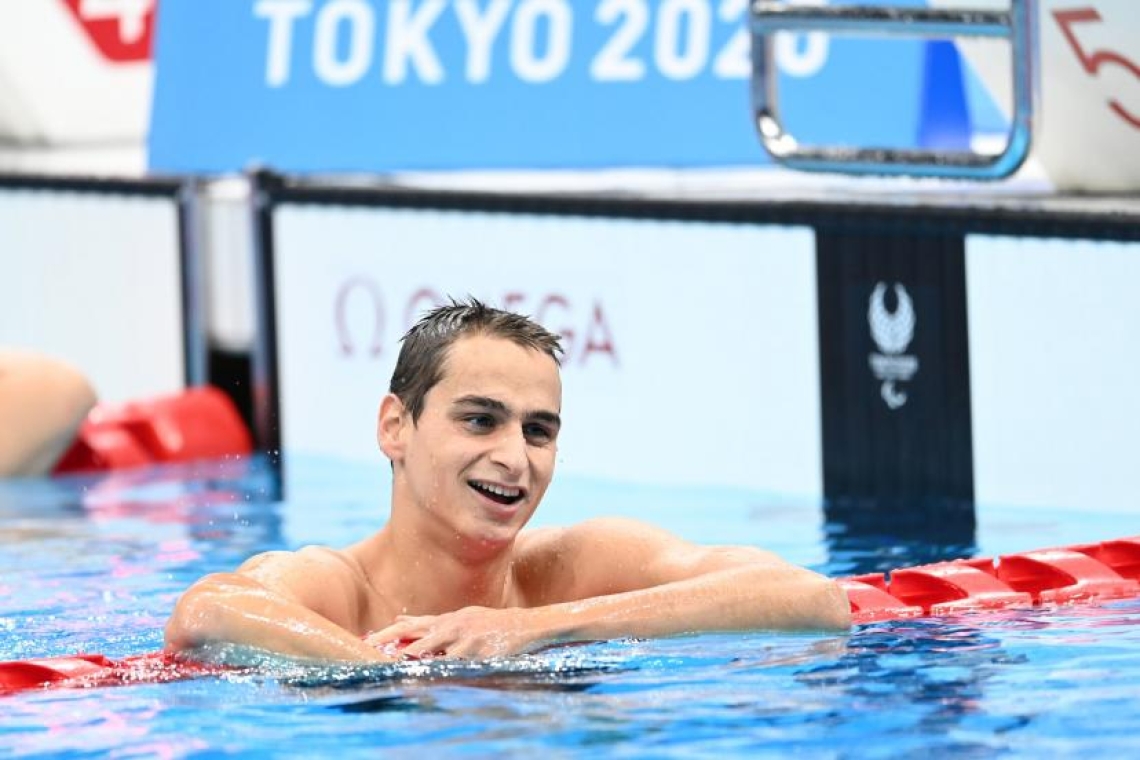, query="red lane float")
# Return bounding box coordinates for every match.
[3,537,1140,695]
[0,653,227,696]
[845,536,1140,623]
[53,386,252,475]
[1070,539,1140,581]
